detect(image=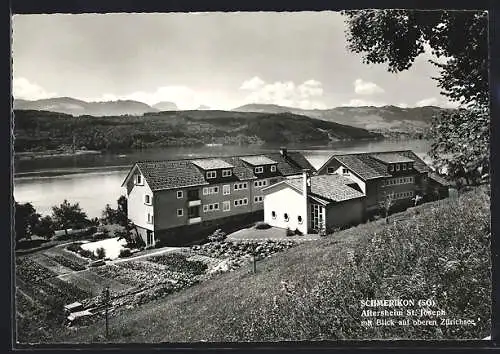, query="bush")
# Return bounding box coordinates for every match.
[96,247,106,259]
[79,248,95,259]
[67,242,83,253]
[207,229,227,242]
[286,228,294,237]
[119,248,132,258]
[294,228,303,236]
[255,222,271,230]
